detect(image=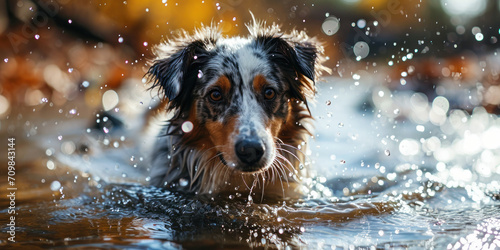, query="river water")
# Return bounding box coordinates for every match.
[1,74,500,249]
